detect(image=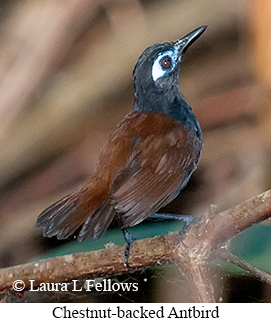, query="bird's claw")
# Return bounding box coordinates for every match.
[178,216,200,247]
